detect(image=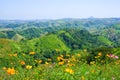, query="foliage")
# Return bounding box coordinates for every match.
[0,50,120,80]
